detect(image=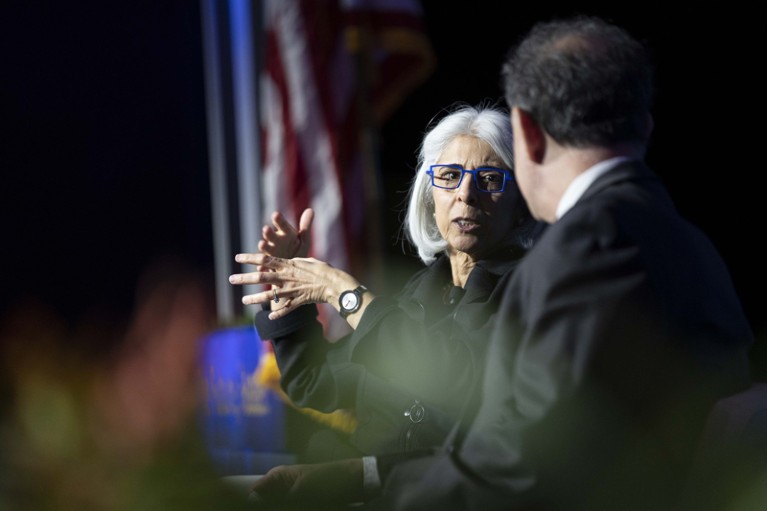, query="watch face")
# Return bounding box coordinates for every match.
[341,291,359,311]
